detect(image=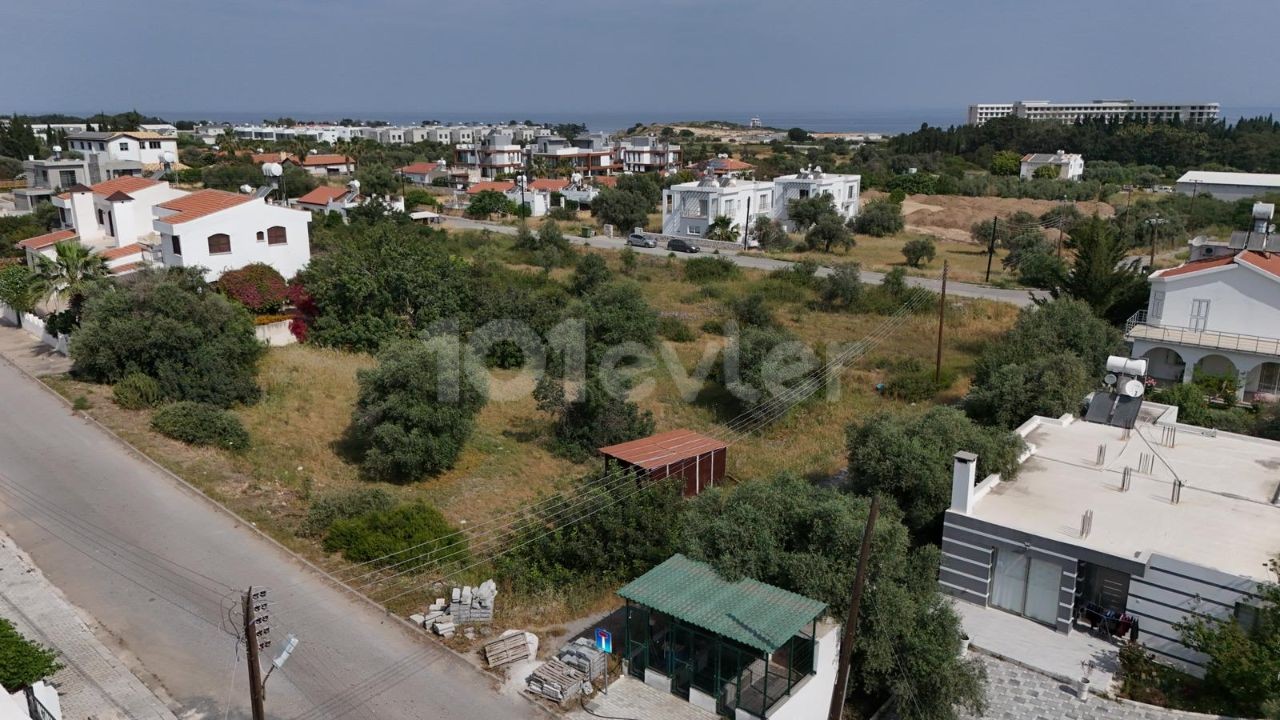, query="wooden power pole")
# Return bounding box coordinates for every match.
[242,587,269,720]
[827,495,880,720]
[983,216,998,283]
[935,260,949,383]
